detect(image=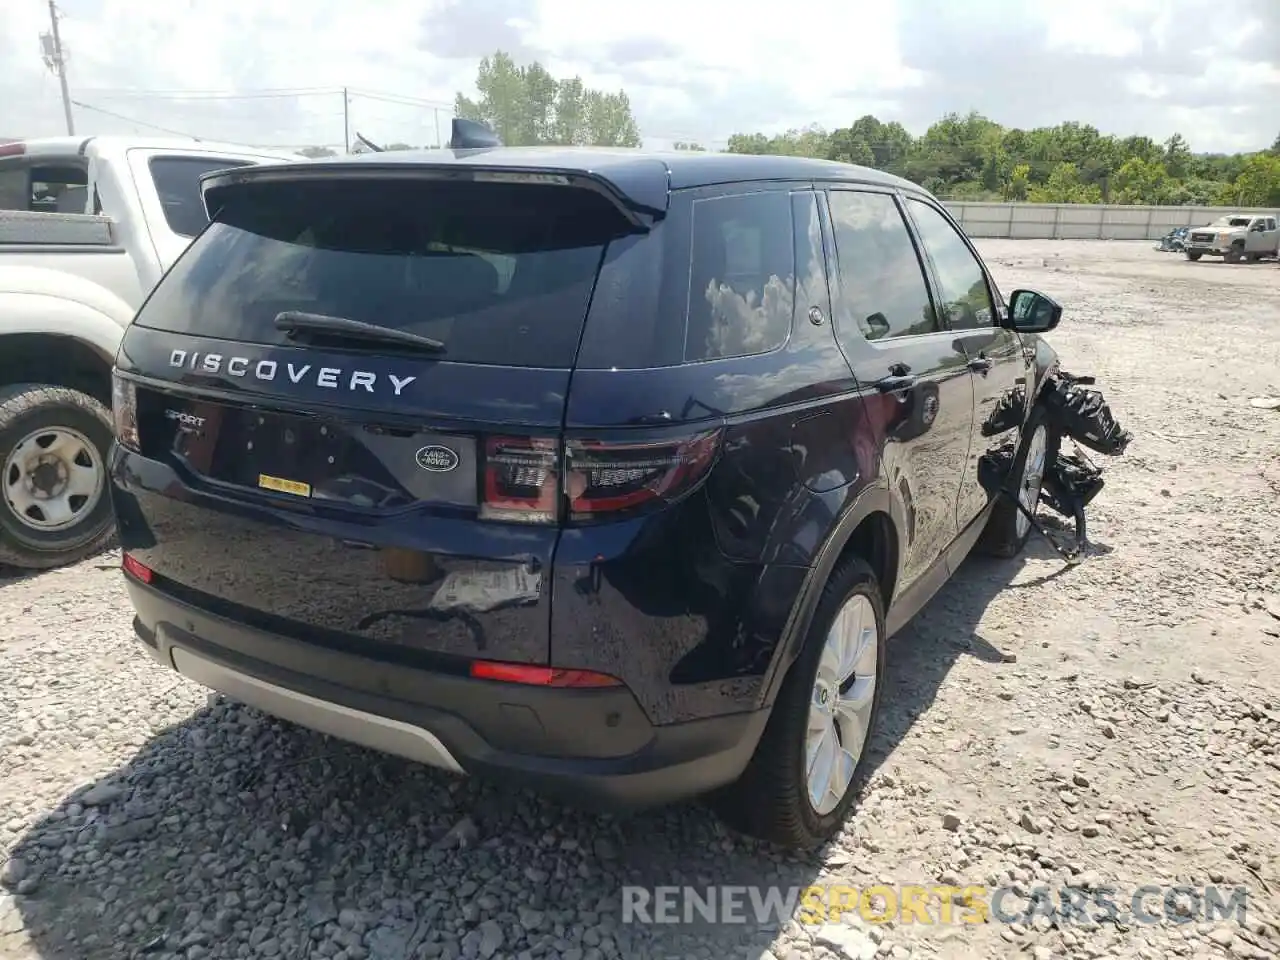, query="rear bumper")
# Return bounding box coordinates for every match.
[125,577,768,809]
